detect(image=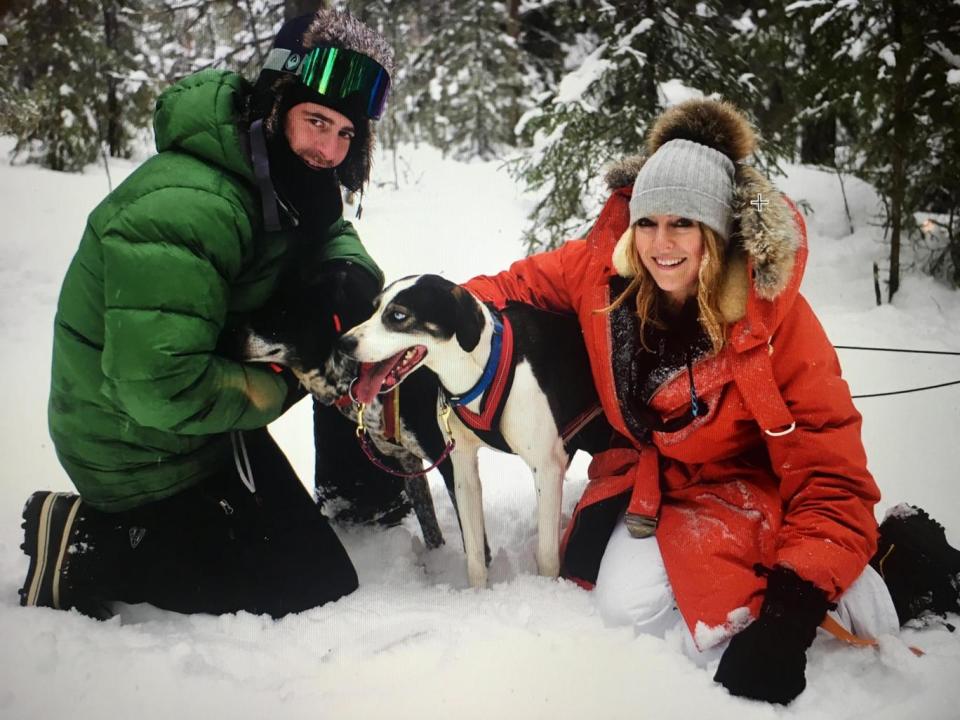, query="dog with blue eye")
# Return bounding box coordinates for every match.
[240,261,454,552]
[337,274,610,588]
